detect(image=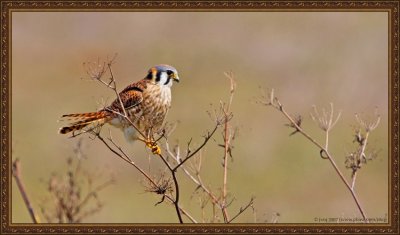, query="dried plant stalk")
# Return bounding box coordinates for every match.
[259,88,379,222]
